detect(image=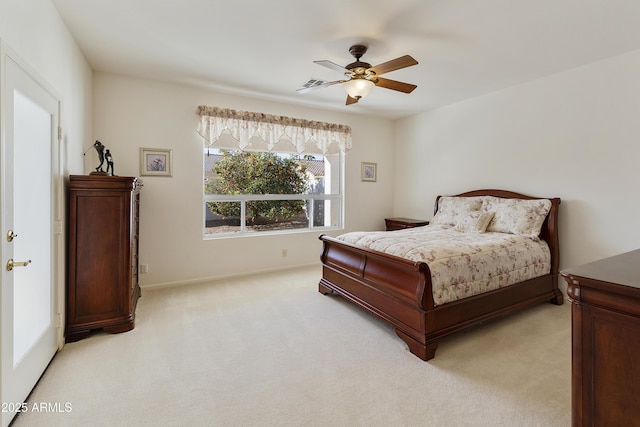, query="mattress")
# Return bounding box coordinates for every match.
[336,224,551,306]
